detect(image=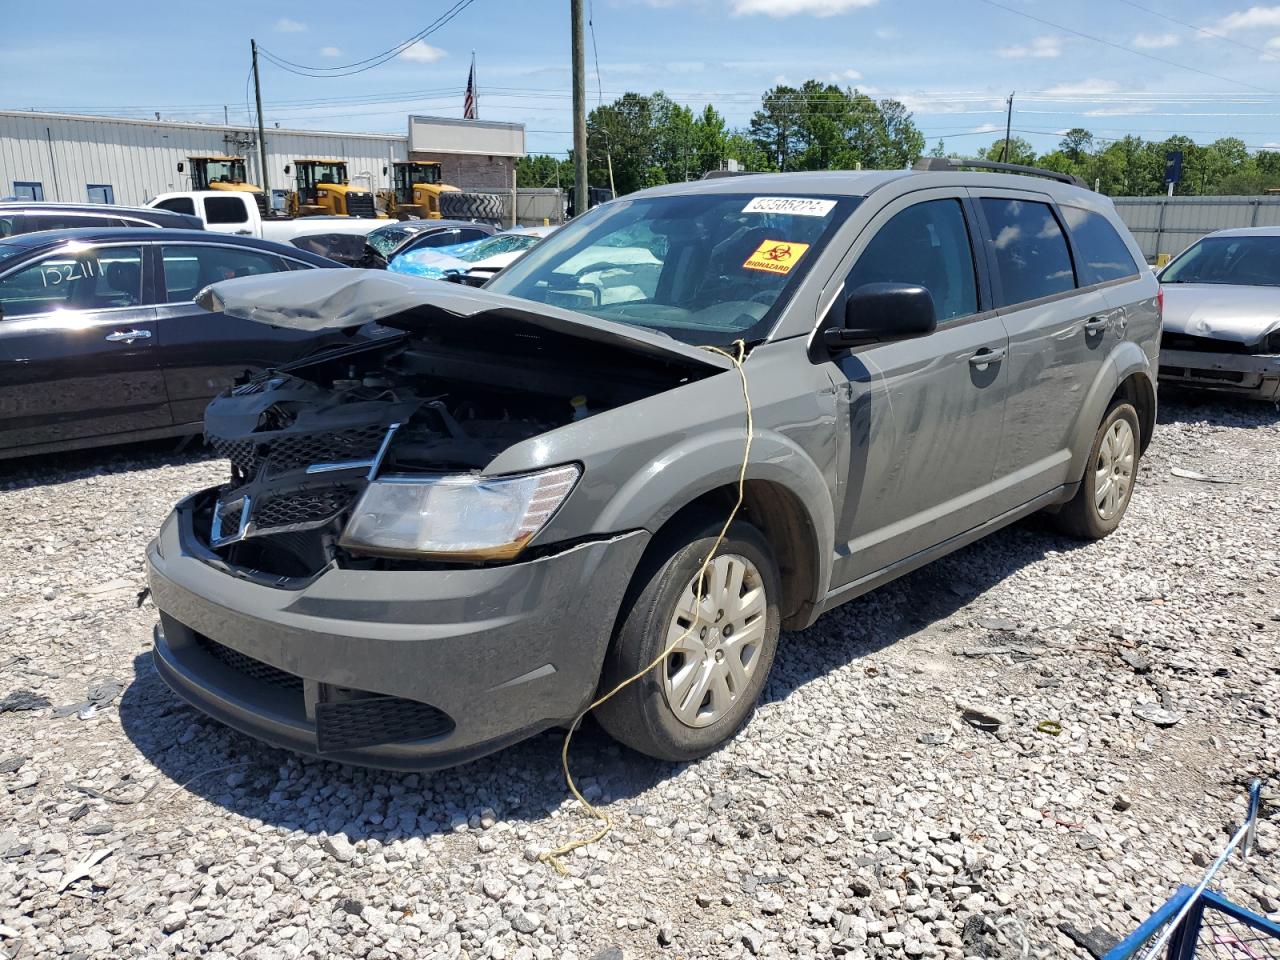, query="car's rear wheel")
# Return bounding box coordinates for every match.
[594,518,780,762]
[1051,400,1141,539]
